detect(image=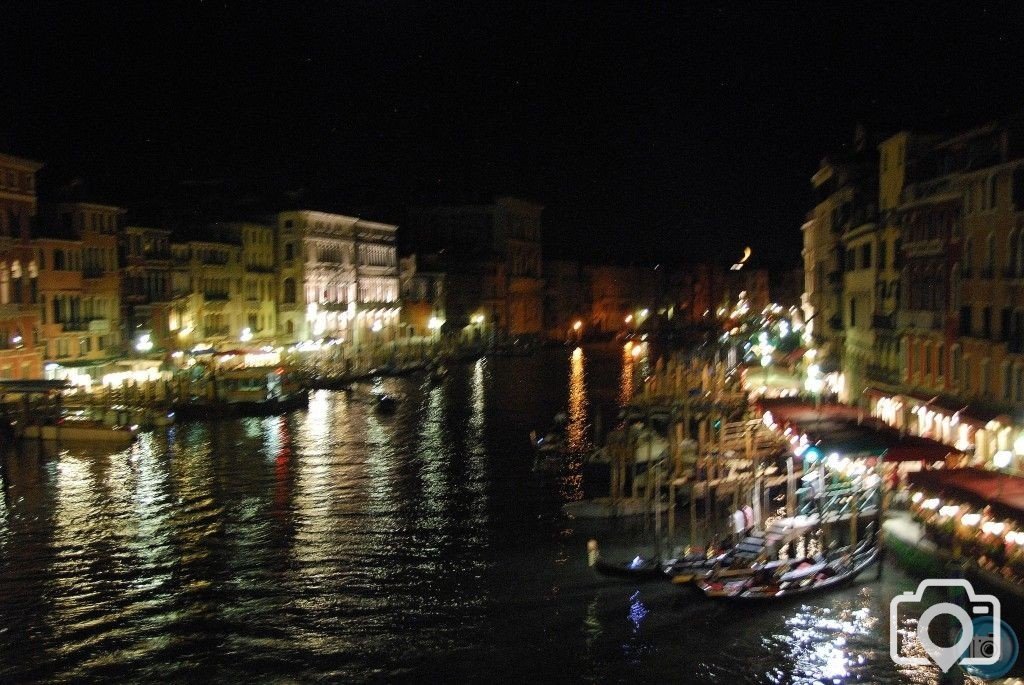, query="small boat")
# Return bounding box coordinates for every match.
[20,420,138,446]
[593,554,667,581]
